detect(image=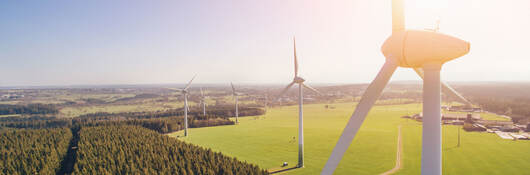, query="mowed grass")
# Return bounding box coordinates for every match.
[398,123,530,175]
[169,103,530,174]
[171,103,419,174]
